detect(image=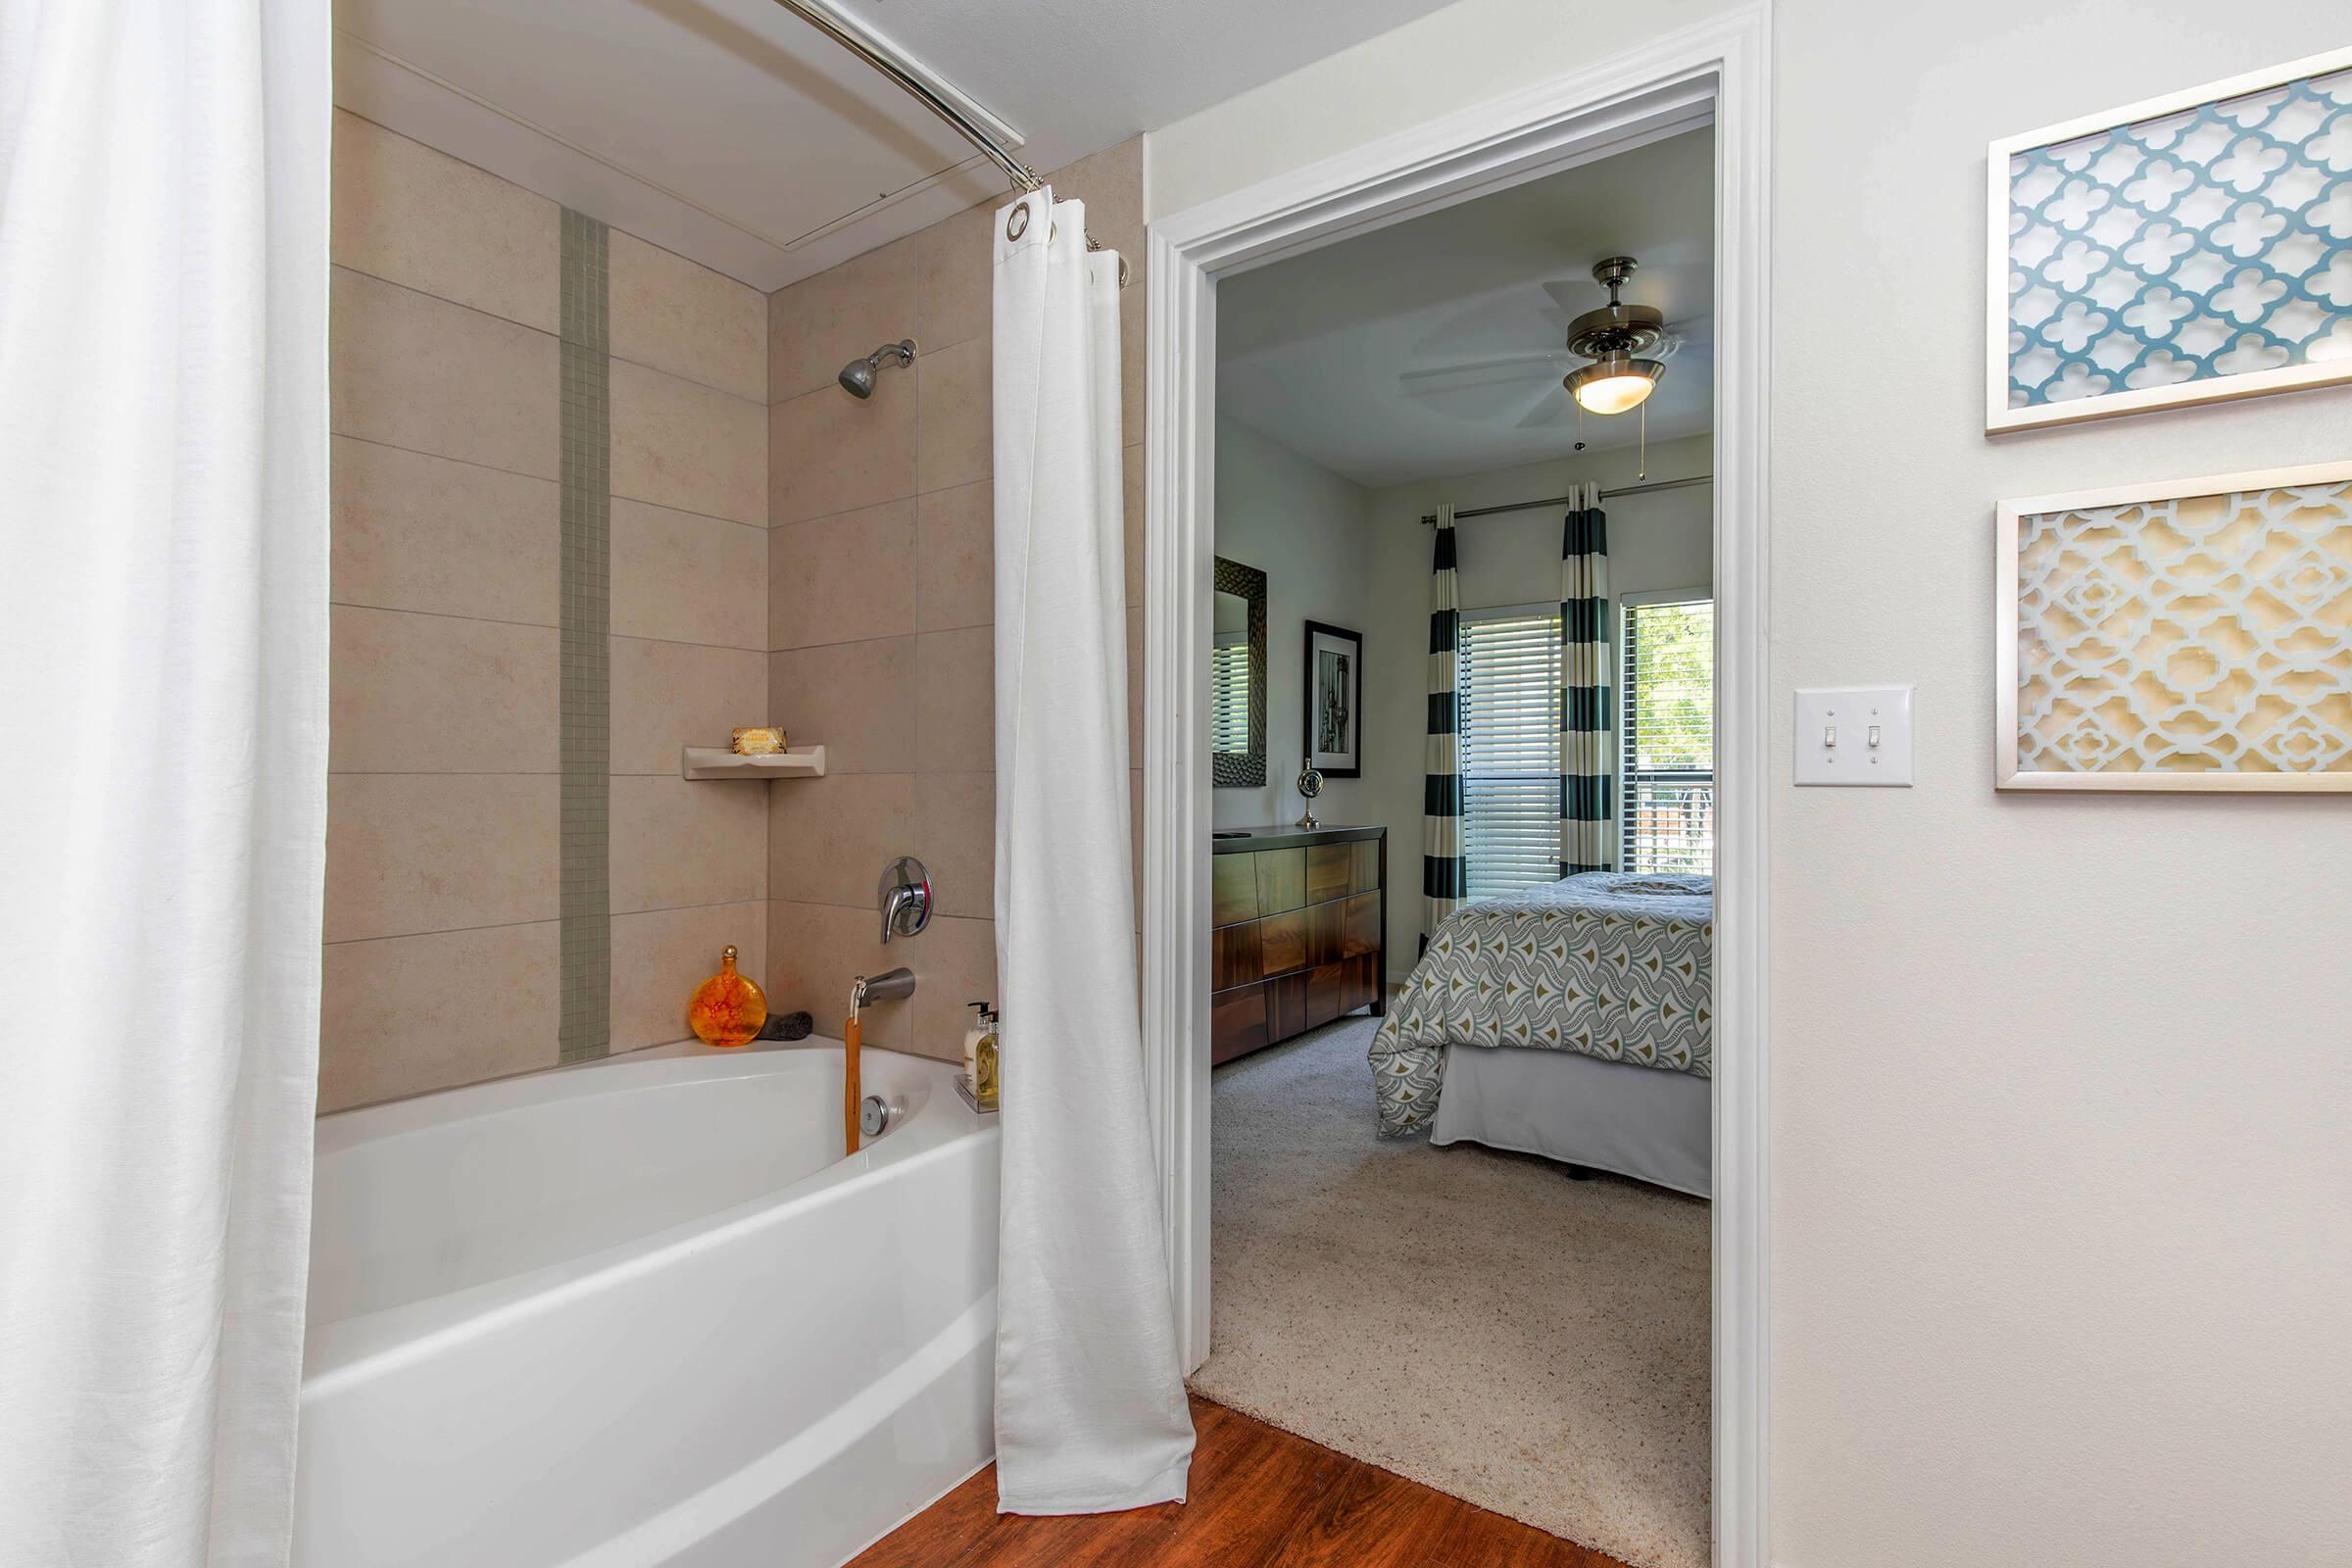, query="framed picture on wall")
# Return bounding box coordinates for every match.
[1984,45,2352,434]
[1303,619,1363,778]
[1996,460,2352,792]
